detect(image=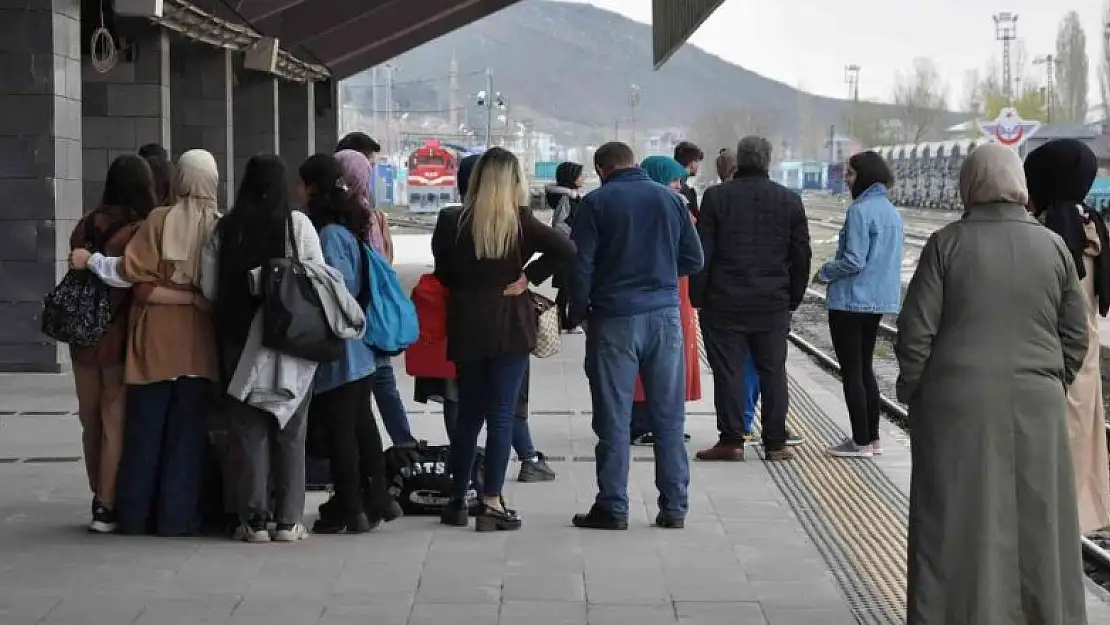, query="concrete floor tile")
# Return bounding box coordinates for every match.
[762,606,857,625]
[748,580,848,609]
[501,572,586,602]
[586,604,677,625]
[498,601,587,625]
[319,603,412,625]
[584,569,670,605]
[673,601,767,625]
[664,567,758,602]
[414,568,503,604]
[409,602,499,625]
